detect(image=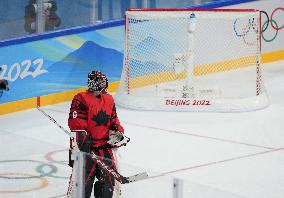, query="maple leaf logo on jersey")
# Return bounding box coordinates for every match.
[92,110,110,126]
